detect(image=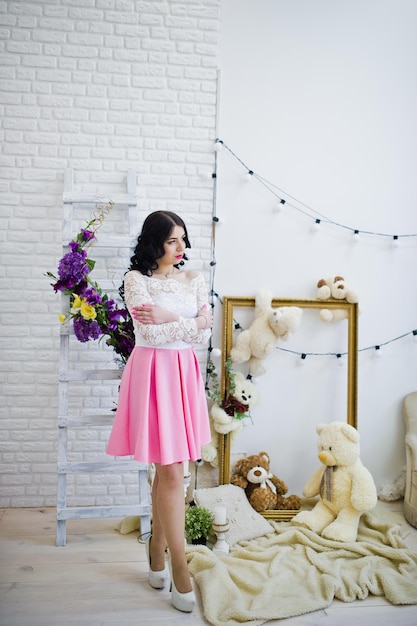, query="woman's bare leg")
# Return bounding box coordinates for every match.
[153,462,192,593]
[148,472,167,572]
